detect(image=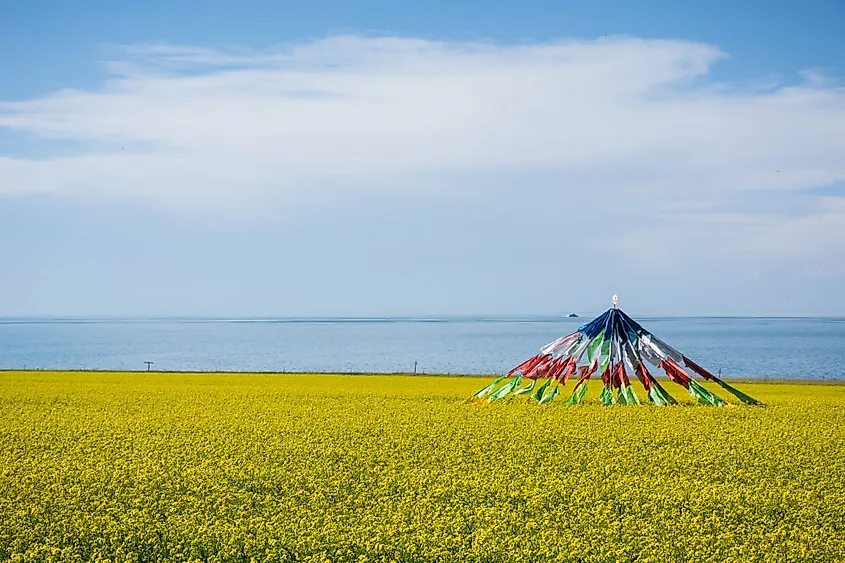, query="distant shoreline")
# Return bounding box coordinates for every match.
[2,315,845,324]
[1,369,843,384]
